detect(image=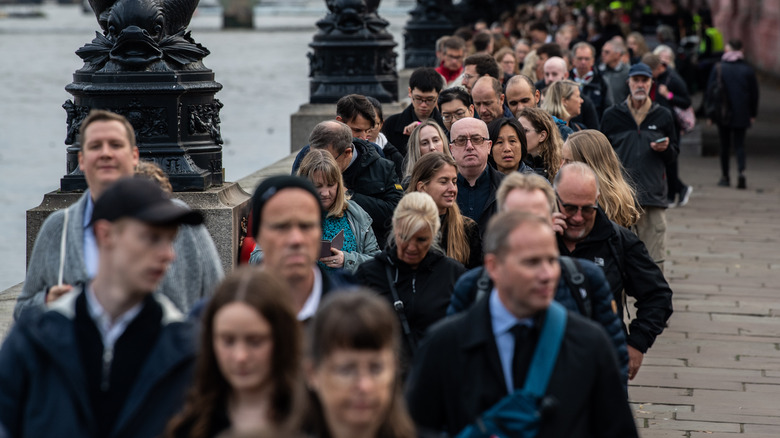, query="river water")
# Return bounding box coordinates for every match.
[0,2,409,290]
